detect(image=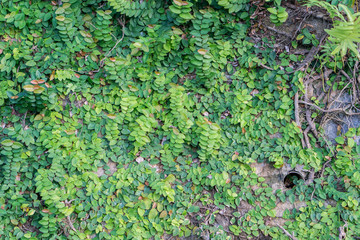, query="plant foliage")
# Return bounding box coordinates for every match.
[0,0,359,239]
